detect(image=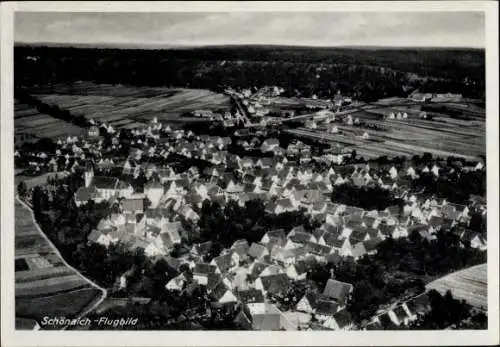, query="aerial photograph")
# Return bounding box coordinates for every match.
[13,10,487,331]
